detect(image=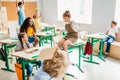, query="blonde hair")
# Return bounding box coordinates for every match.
[63,10,71,18]
[43,50,69,78]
